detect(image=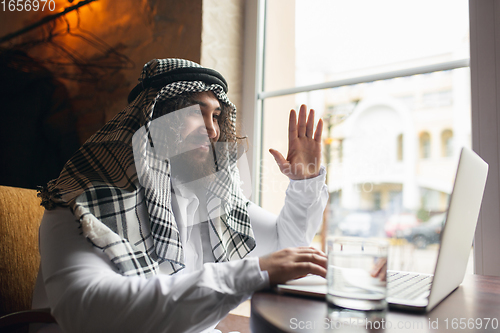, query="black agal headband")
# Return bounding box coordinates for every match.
[128,67,228,103]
